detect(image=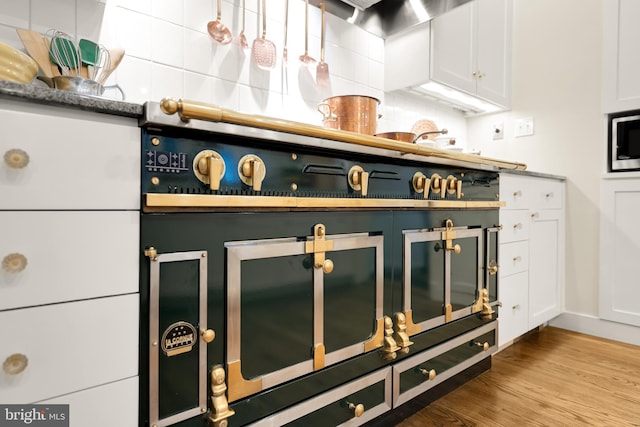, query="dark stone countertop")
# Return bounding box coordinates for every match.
[0,79,143,118]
